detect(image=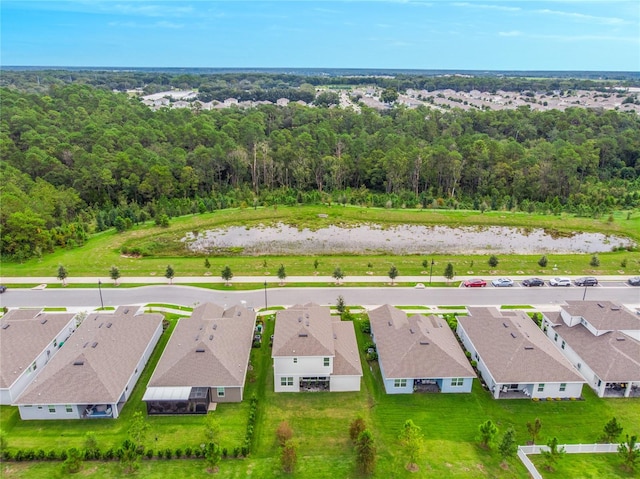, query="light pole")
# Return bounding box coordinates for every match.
[264,281,268,311]
[429,259,434,285]
[98,280,104,309]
